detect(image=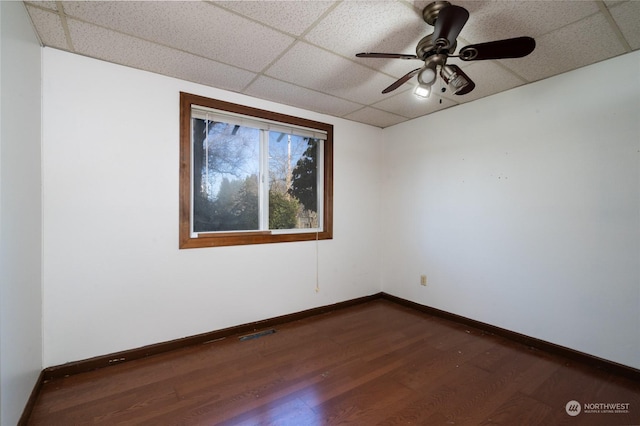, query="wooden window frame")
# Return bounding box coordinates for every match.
[179,92,333,248]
